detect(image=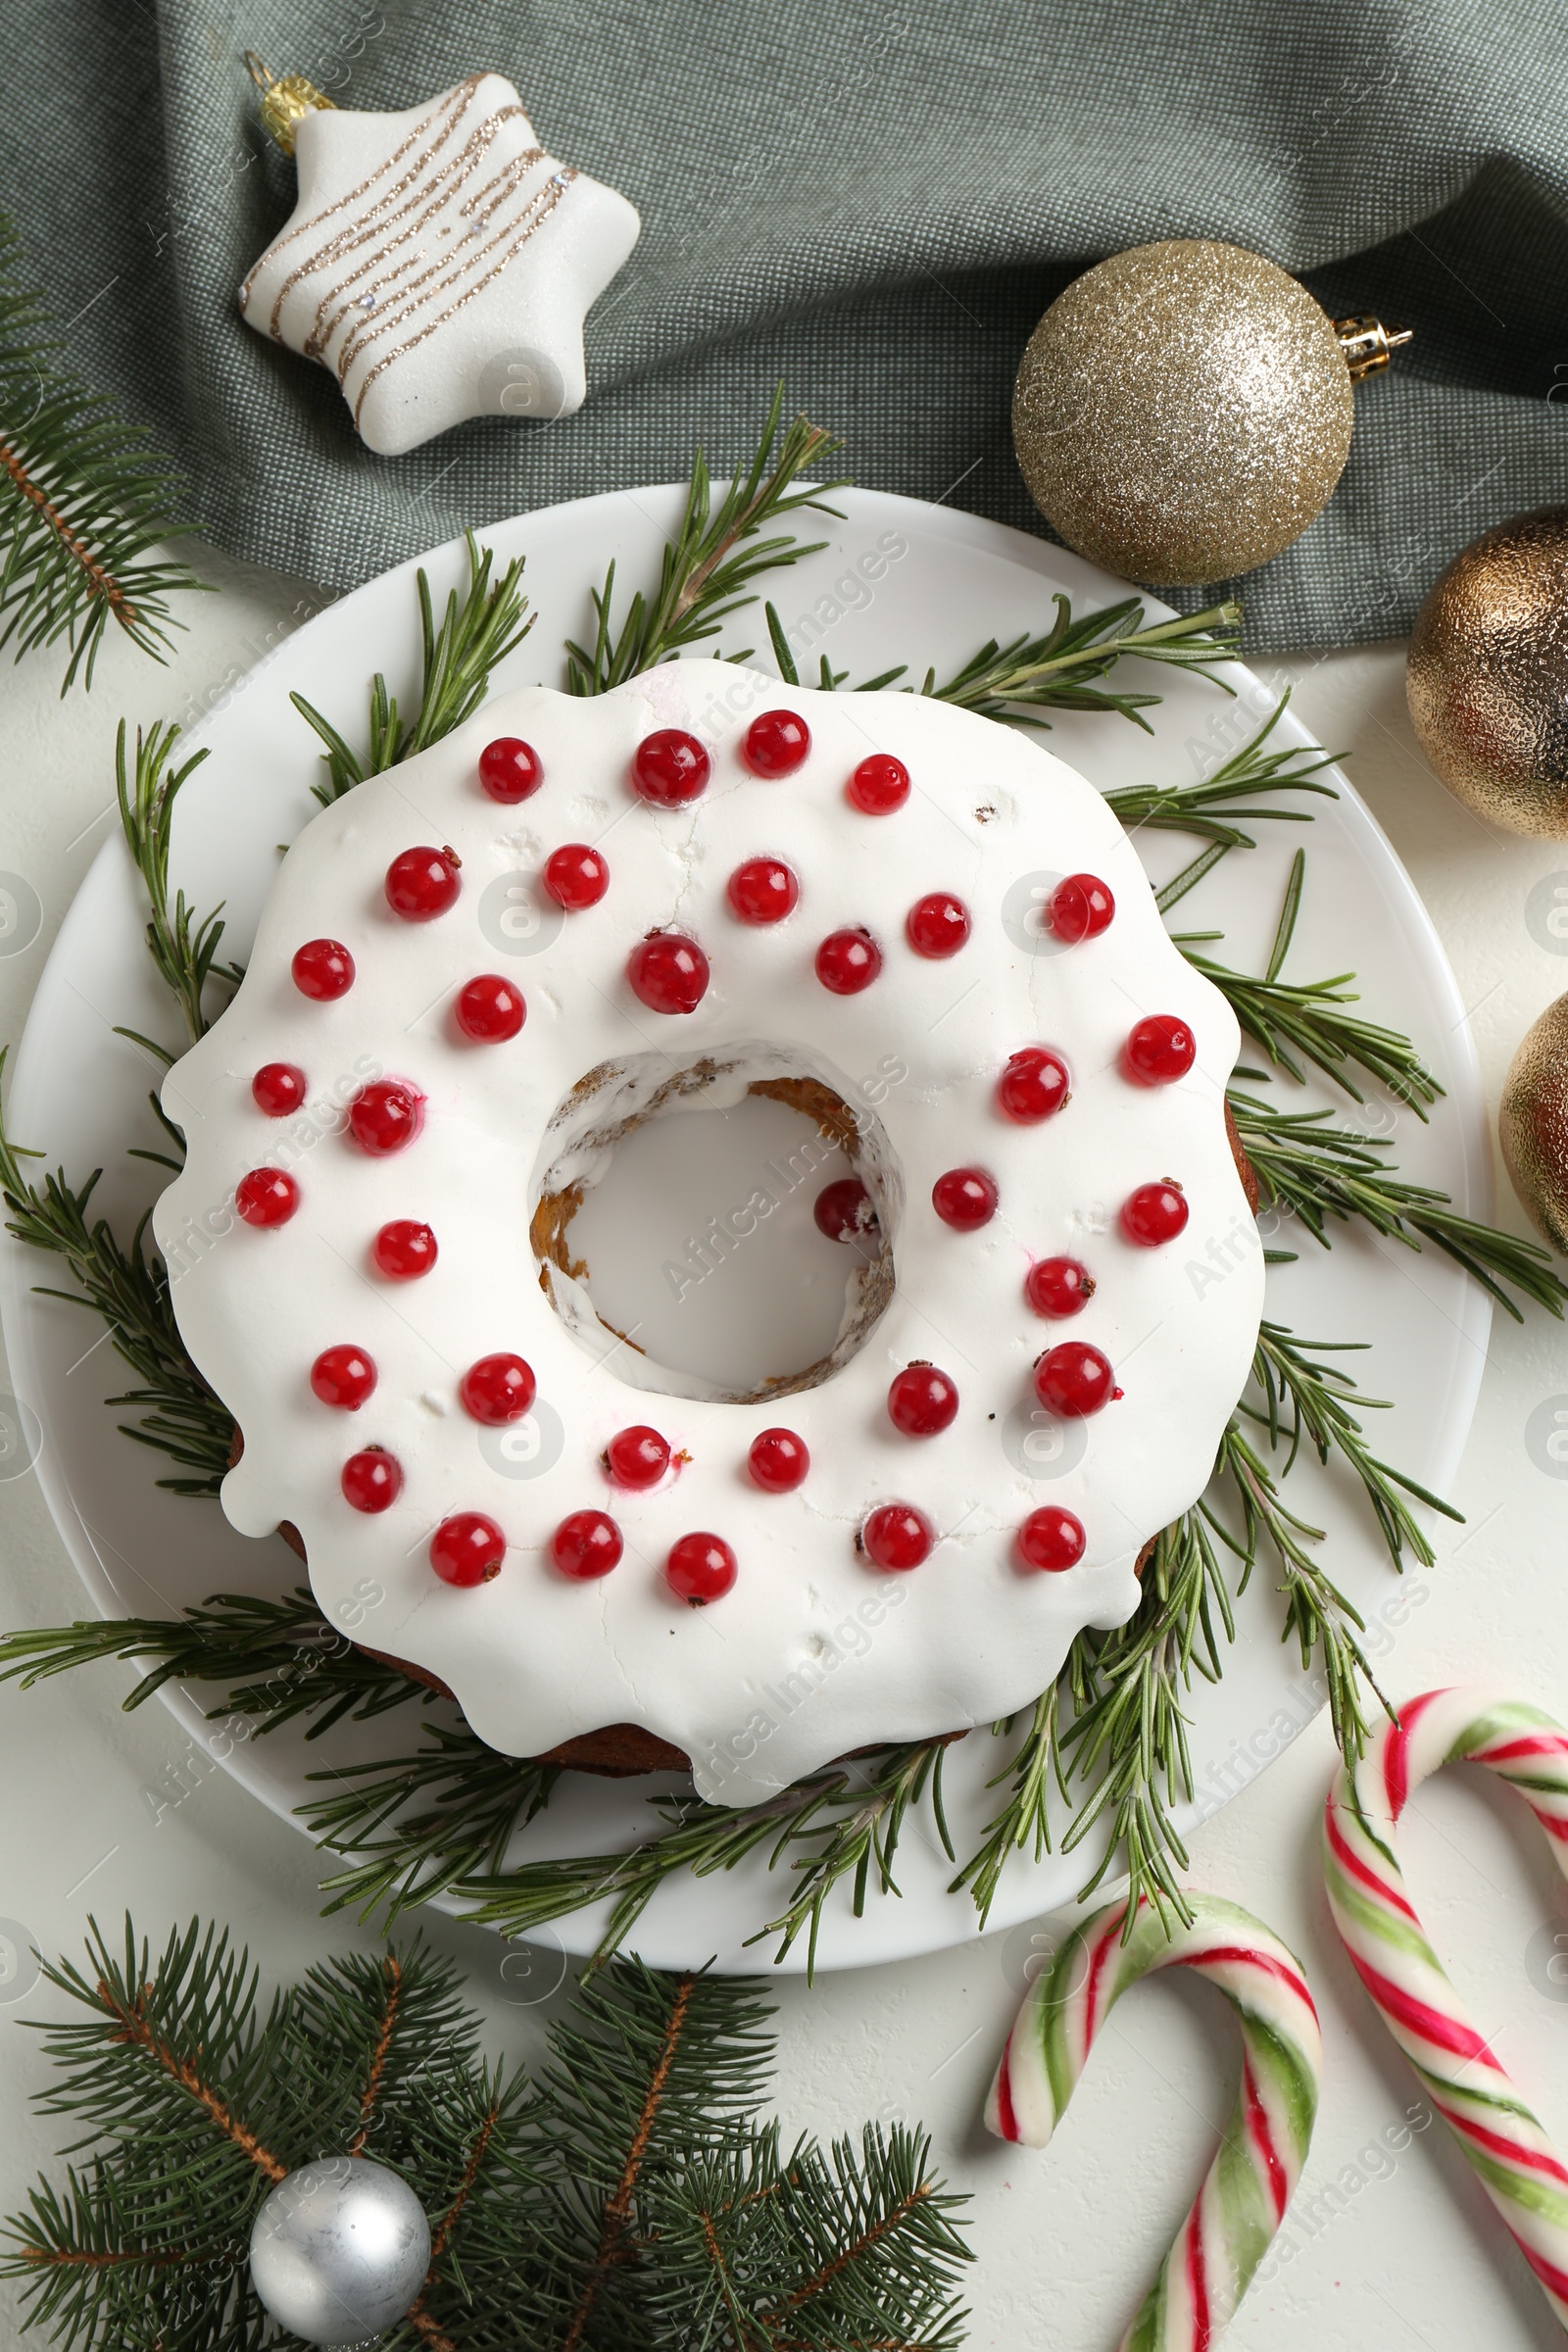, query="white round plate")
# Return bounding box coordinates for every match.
[0,488,1490,1972]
